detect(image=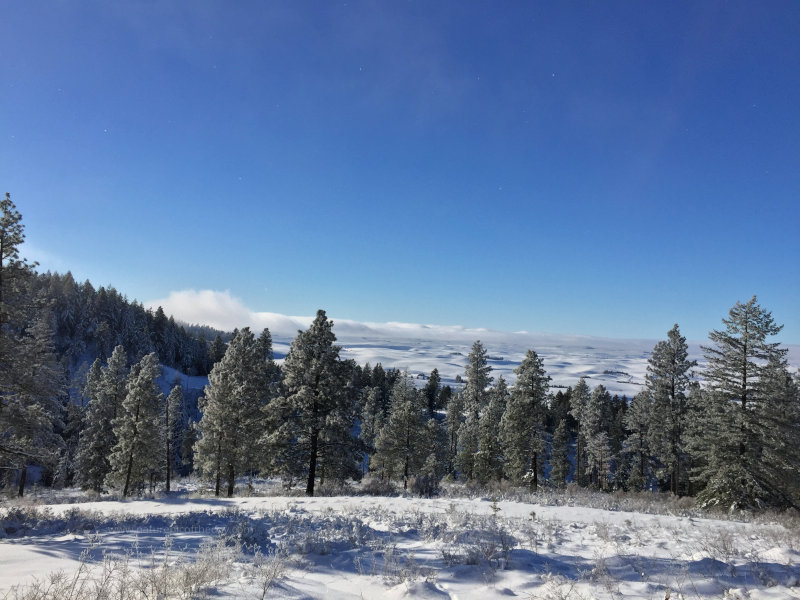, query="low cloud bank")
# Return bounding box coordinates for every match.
[146,289,799,374]
[145,289,656,350]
